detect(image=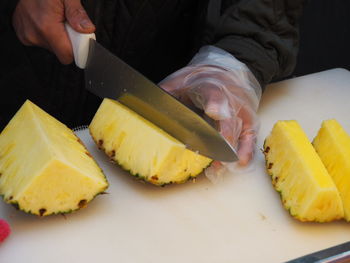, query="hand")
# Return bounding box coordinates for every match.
[12,0,95,64]
[159,46,261,173]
